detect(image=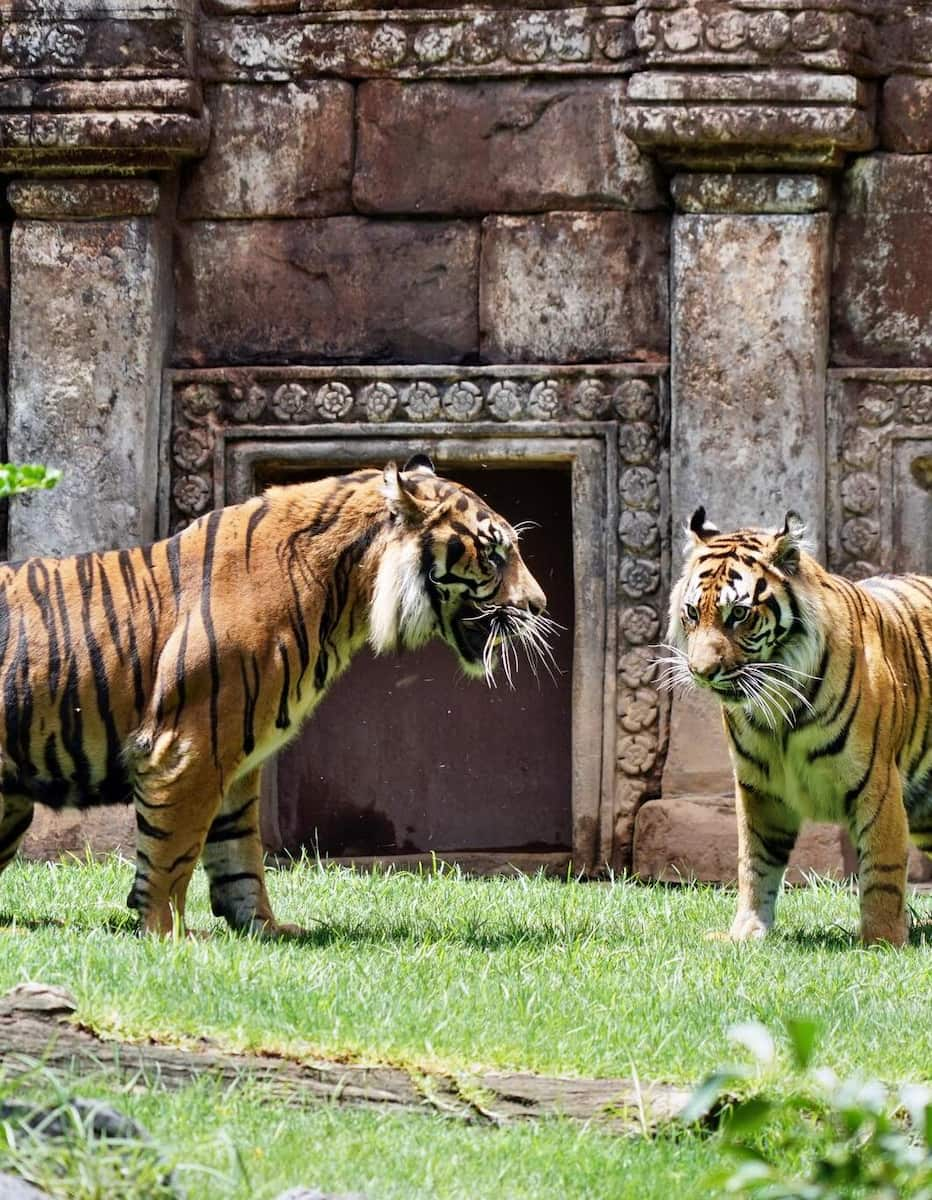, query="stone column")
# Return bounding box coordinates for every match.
[7,179,169,559]
[633,173,849,880]
[6,178,171,859]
